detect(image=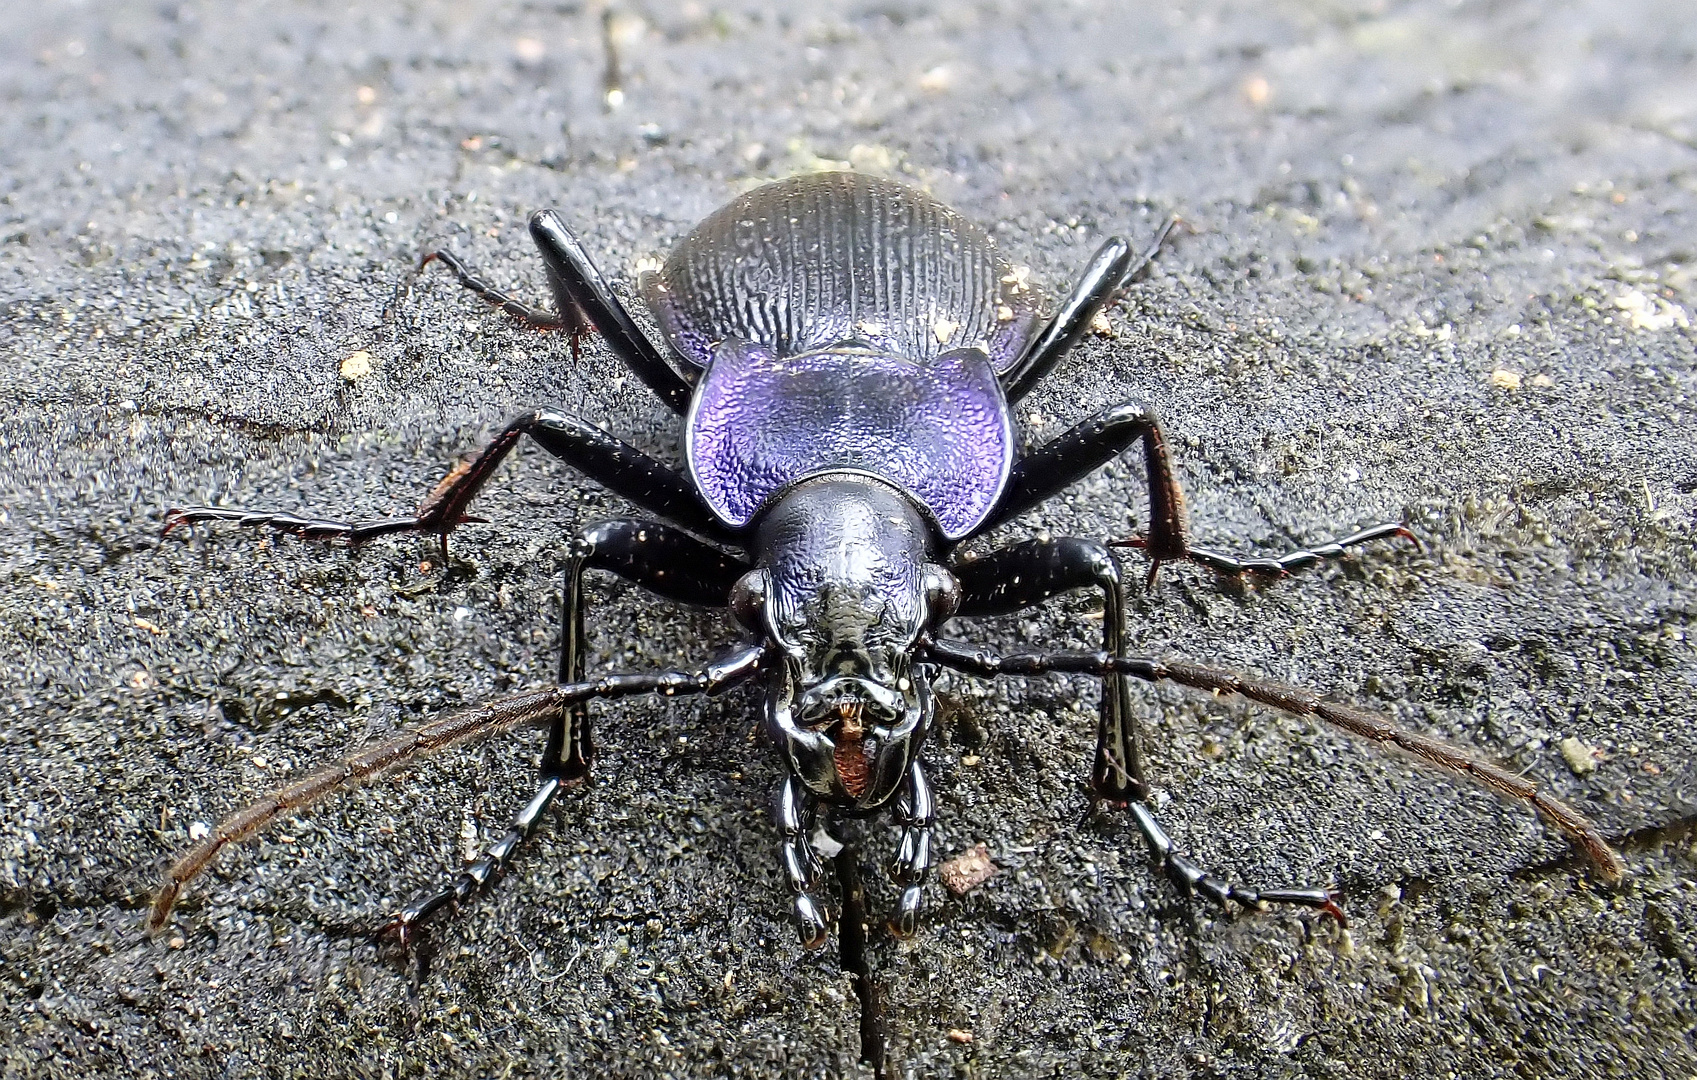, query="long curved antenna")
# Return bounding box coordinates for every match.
[148,646,764,932]
[923,637,1625,882]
